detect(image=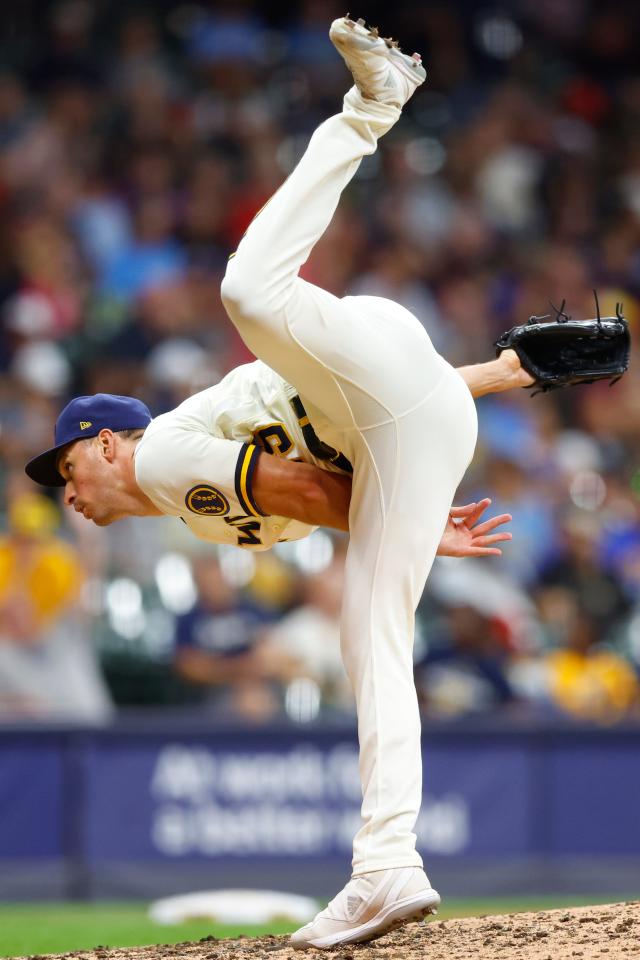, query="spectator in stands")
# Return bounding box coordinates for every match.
[415,602,517,717]
[536,511,632,646]
[172,554,299,721]
[0,492,112,721]
[538,587,639,722]
[261,547,354,713]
